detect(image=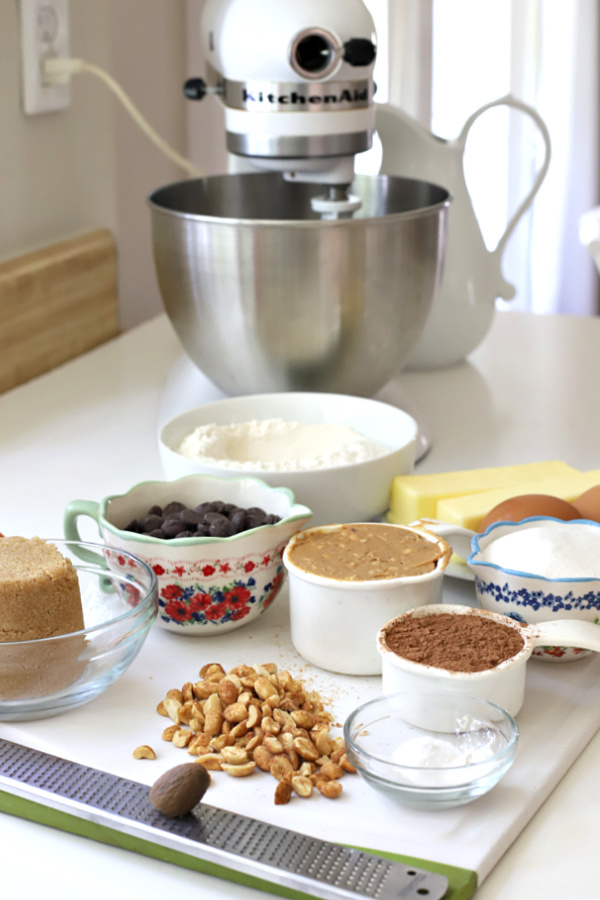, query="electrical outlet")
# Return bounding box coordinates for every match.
[20,0,71,114]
